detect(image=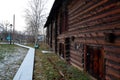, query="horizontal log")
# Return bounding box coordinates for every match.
[69,2,120,24]
[69,0,95,17]
[69,0,108,20]
[70,50,77,54]
[68,0,86,14]
[79,23,120,33]
[104,46,120,54]
[65,31,80,37]
[56,34,120,47]
[69,18,120,32]
[67,0,79,9]
[69,8,120,31]
[70,58,83,68]
[70,62,84,71]
[67,29,120,42]
[70,46,75,51]
[106,60,120,71]
[68,20,120,34]
[106,52,120,59]
[70,56,83,64]
[69,3,119,25]
[75,38,101,44]
[66,31,104,38]
[105,54,120,63]
[87,15,120,27]
[75,38,120,46]
[70,52,83,62]
[106,66,120,79]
